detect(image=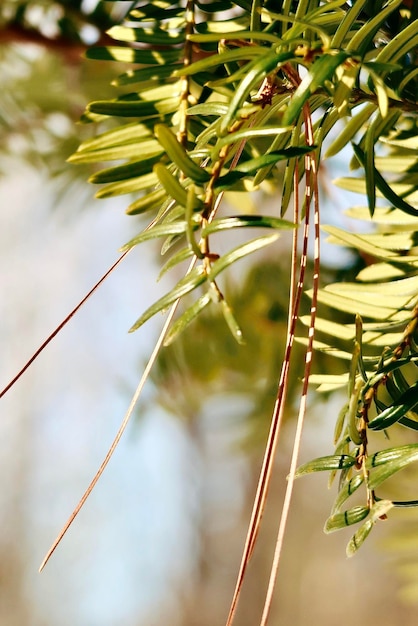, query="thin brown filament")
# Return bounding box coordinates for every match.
[39,176,232,569]
[38,262,194,571]
[225,63,307,626]
[1,201,173,402]
[0,250,130,400]
[259,103,320,626]
[225,139,309,626]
